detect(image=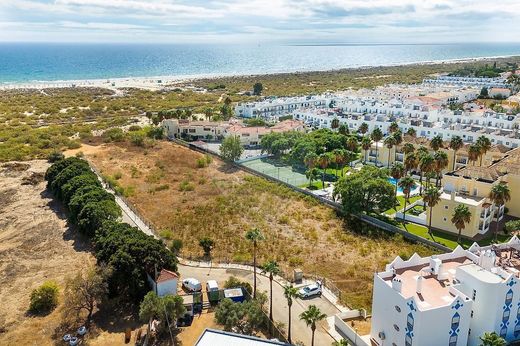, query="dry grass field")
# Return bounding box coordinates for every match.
[87,140,437,309]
